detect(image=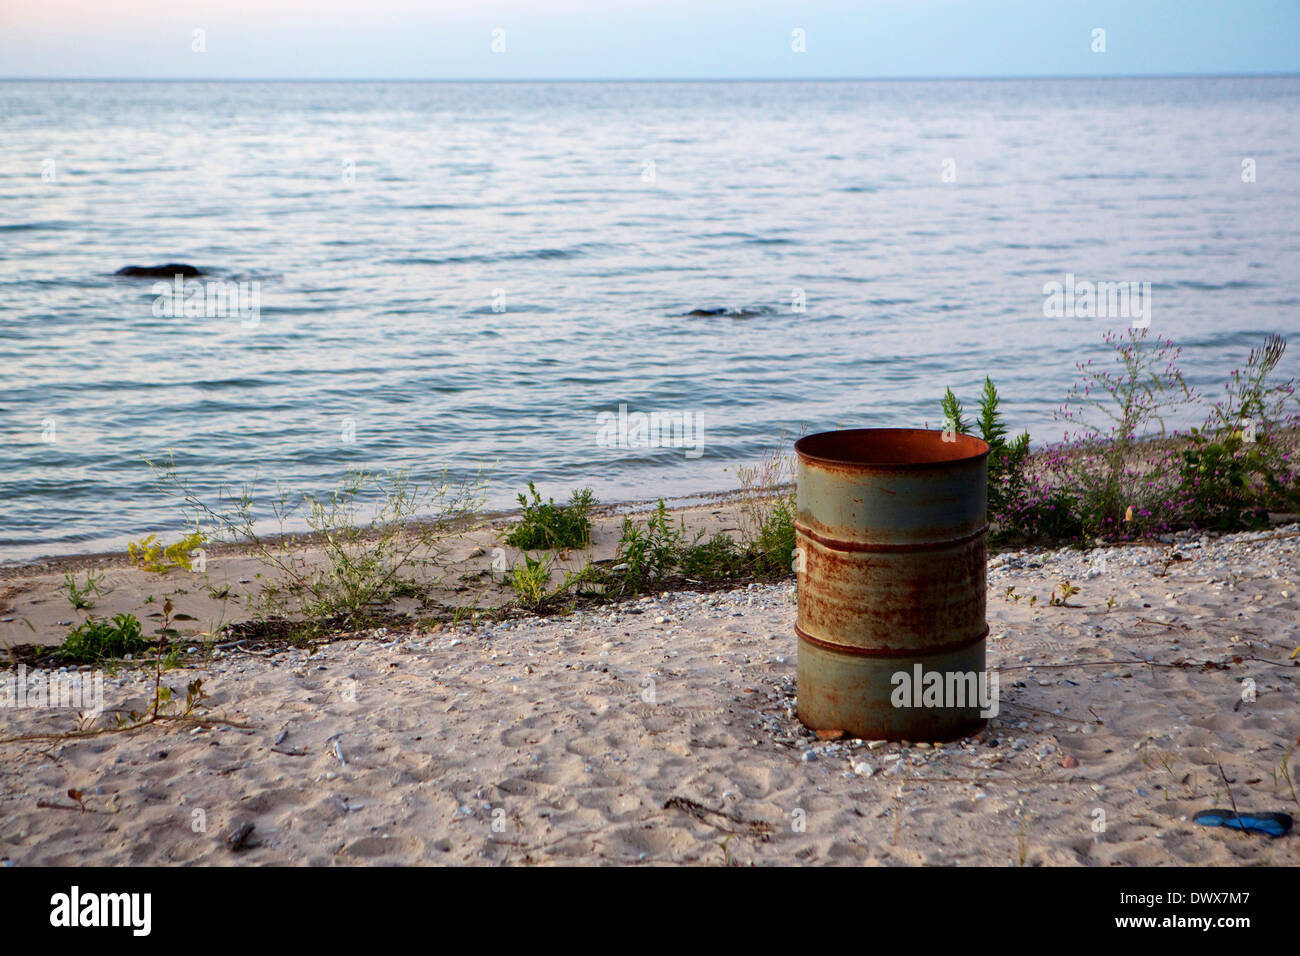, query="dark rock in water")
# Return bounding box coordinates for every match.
[684,307,766,318]
[115,263,204,278]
